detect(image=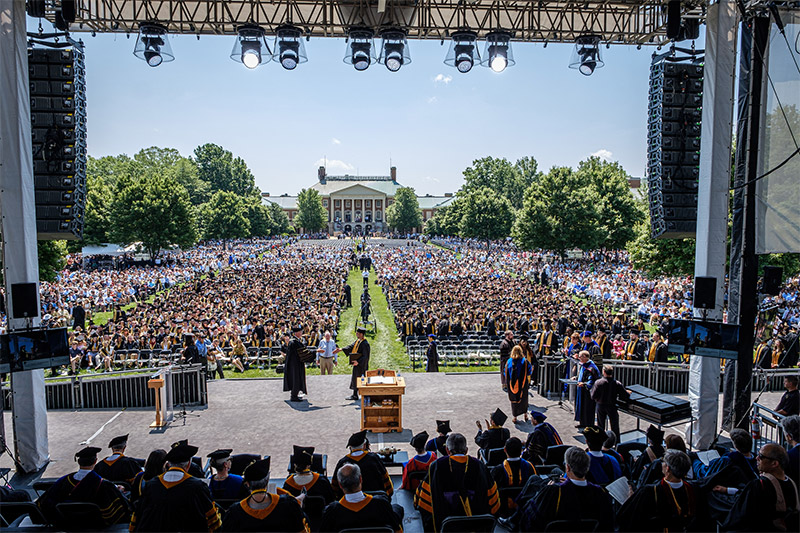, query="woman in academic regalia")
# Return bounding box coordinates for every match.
[426,334,439,372]
[504,346,534,423]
